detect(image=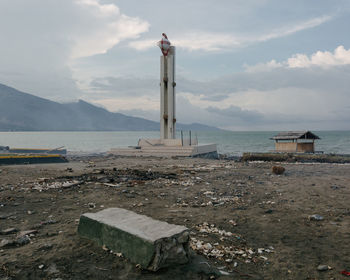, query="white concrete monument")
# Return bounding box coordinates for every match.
[109,33,217,158]
[158,33,176,139]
